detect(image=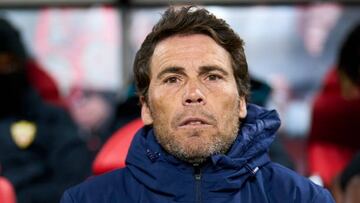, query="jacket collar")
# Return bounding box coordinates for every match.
[125,103,281,196]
